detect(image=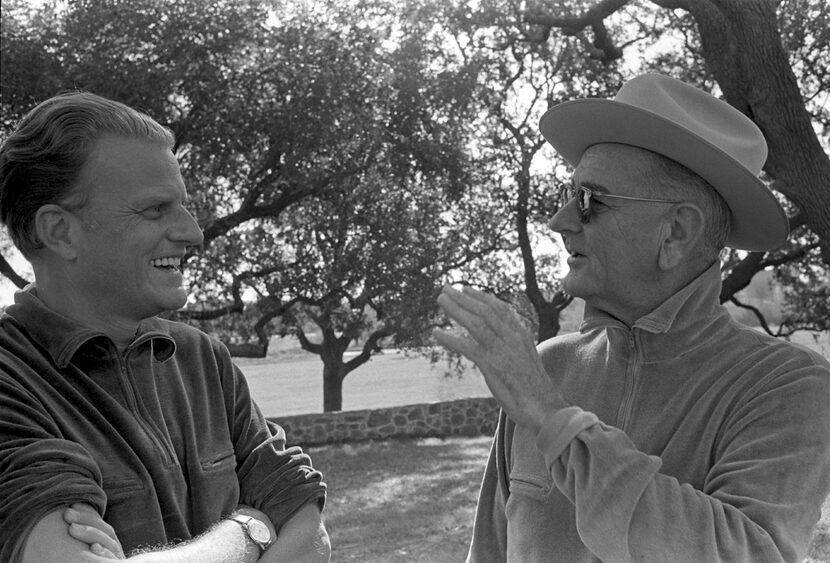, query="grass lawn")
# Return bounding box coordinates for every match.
[309,436,830,563]
[308,436,491,562]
